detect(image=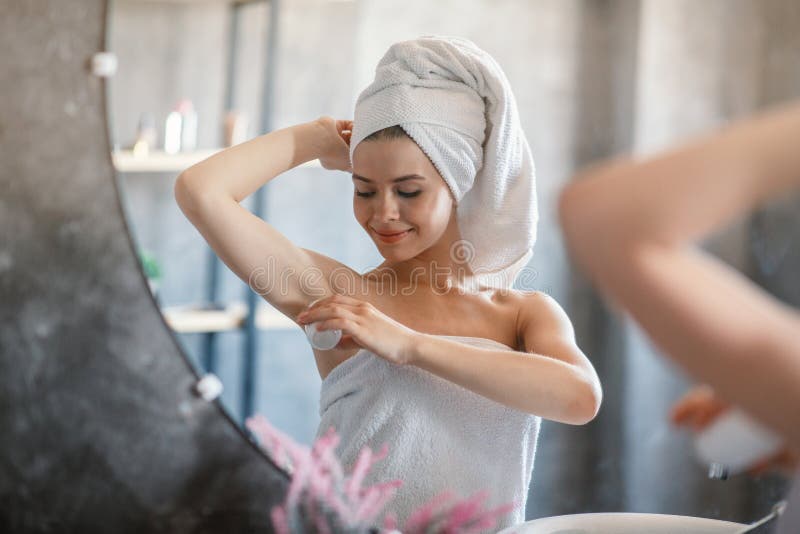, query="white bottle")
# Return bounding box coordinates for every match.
[304,321,342,351]
[694,408,783,478]
[164,110,182,155]
[176,99,197,152]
